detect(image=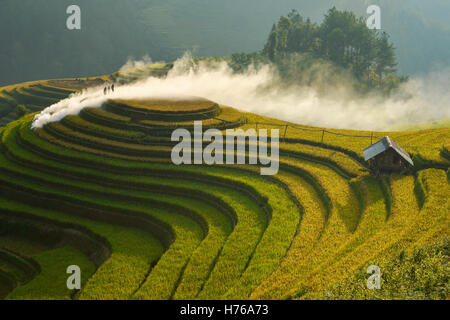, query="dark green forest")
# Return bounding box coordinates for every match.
[231,8,403,94]
[1,0,449,86]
